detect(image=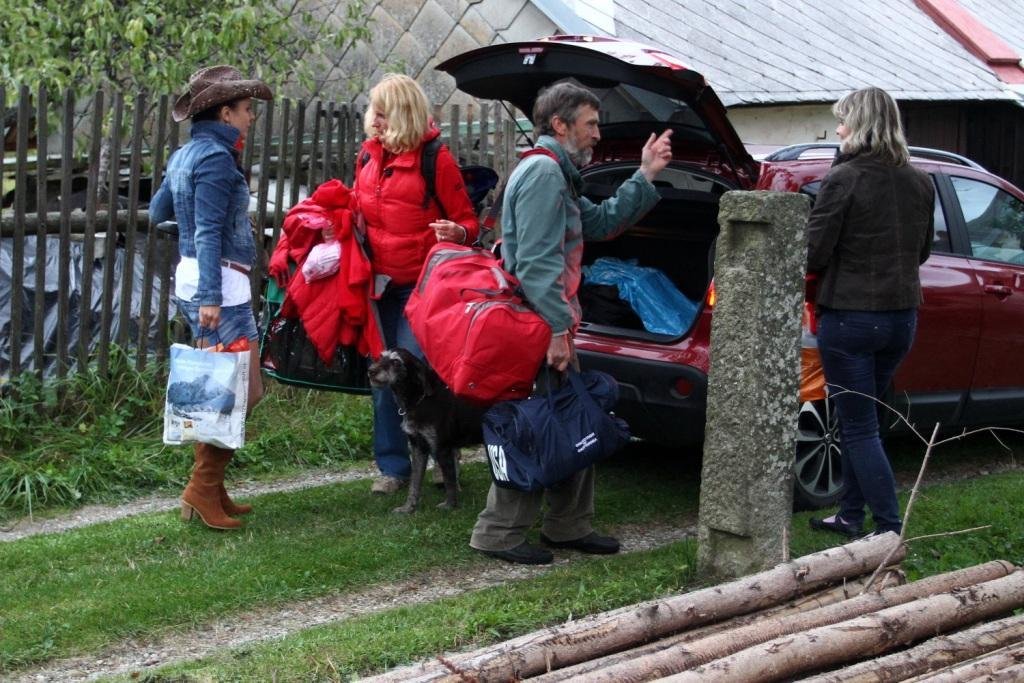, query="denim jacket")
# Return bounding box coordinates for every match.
[150,120,255,306]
